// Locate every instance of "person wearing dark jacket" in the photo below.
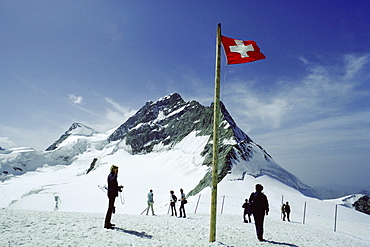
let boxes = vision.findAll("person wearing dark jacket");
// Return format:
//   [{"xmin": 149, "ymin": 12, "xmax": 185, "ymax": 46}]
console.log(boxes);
[
  {"xmin": 104, "ymin": 165, "xmax": 123, "ymax": 229},
  {"xmin": 284, "ymin": 202, "xmax": 291, "ymax": 221},
  {"xmin": 249, "ymin": 184, "xmax": 269, "ymax": 241},
  {"xmin": 179, "ymin": 188, "xmax": 186, "ymax": 218},
  {"xmin": 170, "ymin": 190, "xmax": 177, "ymax": 216},
  {"xmin": 242, "ymin": 198, "xmax": 252, "ymax": 223}
]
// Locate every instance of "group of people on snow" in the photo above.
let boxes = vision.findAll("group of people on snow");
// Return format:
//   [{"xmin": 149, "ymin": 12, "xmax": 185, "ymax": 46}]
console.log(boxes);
[
  {"xmin": 103, "ymin": 165, "xmax": 187, "ymax": 229},
  {"xmin": 242, "ymin": 184, "xmax": 292, "ymax": 241},
  {"xmin": 146, "ymin": 188, "xmax": 187, "ymax": 218},
  {"xmin": 103, "ymin": 165, "xmax": 291, "ymax": 242},
  {"xmin": 169, "ymin": 189, "xmax": 187, "ymax": 217},
  {"xmin": 281, "ymin": 201, "xmax": 291, "ymax": 221}
]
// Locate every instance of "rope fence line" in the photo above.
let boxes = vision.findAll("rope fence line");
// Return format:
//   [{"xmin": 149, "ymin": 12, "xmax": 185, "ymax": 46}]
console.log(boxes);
[{"xmin": 187, "ymin": 193, "xmax": 343, "ymax": 232}]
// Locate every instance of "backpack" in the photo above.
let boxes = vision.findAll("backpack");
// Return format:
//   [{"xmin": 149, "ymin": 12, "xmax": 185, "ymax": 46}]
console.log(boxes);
[{"xmin": 172, "ymin": 195, "xmax": 177, "ymax": 202}]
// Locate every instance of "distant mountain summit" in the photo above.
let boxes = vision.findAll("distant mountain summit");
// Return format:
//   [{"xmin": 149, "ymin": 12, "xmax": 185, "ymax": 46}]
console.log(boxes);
[
  {"xmin": 46, "ymin": 122, "xmax": 97, "ymax": 151},
  {"xmin": 0, "ymin": 93, "xmax": 316, "ymax": 197},
  {"xmin": 107, "ymin": 93, "xmax": 316, "ymax": 197}
]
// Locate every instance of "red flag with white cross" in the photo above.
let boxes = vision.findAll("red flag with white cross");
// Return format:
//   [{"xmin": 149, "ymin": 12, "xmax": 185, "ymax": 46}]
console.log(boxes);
[{"xmin": 221, "ymin": 35, "xmax": 266, "ymax": 65}]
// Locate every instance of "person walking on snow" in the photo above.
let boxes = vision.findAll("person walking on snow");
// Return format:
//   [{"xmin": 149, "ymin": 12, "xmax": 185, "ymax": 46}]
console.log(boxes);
[
  {"xmin": 249, "ymin": 184, "xmax": 269, "ymax": 241},
  {"xmin": 242, "ymin": 198, "xmax": 252, "ymax": 223},
  {"xmin": 170, "ymin": 190, "xmax": 177, "ymax": 216},
  {"xmin": 179, "ymin": 188, "xmax": 186, "ymax": 218},
  {"xmin": 284, "ymin": 202, "xmax": 291, "ymax": 221},
  {"xmin": 104, "ymin": 165, "xmax": 123, "ymax": 229},
  {"xmin": 146, "ymin": 189, "xmax": 155, "ymax": 215},
  {"xmin": 281, "ymin": 203, "xmax": 286, "ymax": 221}
]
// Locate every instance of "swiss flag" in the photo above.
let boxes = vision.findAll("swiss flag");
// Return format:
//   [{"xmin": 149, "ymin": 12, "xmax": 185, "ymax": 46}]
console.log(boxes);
[{"xmin": 221, "ymin": 35, "xmax": 265, "ymax": 65}]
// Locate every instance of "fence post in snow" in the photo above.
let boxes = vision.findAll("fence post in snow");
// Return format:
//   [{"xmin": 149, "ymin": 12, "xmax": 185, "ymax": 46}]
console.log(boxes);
[
  {"xmin": 303, "ymin": 202, "xmax": 307, "ymax": 224},
  {"xmin": 194, "ymin": 194, "xmax": 201, "ymax": 214},
  {"xmin": 221, "ymin": 195, "xmax": 226, "ymax": 214},
  {"xmin": 334, "ymin": 204, "xmax": 338, "ymax": 232}
]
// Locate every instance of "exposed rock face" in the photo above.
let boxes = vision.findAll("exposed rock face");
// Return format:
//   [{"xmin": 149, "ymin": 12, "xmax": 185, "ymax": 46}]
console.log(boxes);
[
  {"xmin": 108, "ymin": 93, "xmax": 214, "ymax": 154},
  {"xmin": 107, "ymin": 93, "xmax": 316, "ymax": 197},
  {"xmin": 353, "ymin": 196, "xmax": 370, "ymax": 215}
]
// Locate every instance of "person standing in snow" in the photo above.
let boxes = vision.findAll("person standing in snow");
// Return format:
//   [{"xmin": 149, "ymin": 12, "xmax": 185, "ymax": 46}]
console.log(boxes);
[
  {"xmin": 179, "ymin": 188, "xmax": 187, "ymax": 218},
  {"xmin": 242, "ymin": 198, "xmax": 252, "ymax": 223},
  {"xmin": 281, "ymin": 203, "xmax": 286, "ymax": 221},
  {"xmin": 284, "ymin": 202, "xmax": 291, "ymax": 221},
  {"xmin": 104, "ymin": 165, "xmax": 123, "ymax": 229},
  {"xmin": 249, "ymin": 184, "xmax": 269, "ymax": 241},
  {"xmin": 170, "ymin": 190, "xmax": 177, "ymax": 216},
  {"xmin": 146, "ymin": 189, "xmax": 155, "ymax": 215}
]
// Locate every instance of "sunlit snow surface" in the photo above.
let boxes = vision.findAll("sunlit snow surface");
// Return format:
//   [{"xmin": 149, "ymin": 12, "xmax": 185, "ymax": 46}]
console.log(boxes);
[
  {"xmin": 0, "ymin": 210, "xmax": 369, "ymax": 246},
  {"xmin": 1, "ymin": 127, "xmax": 369, "ymax": 246}
]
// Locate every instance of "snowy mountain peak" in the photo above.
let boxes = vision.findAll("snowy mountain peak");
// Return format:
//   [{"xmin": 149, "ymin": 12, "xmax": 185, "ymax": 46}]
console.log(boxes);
[
  {"xmin": 108, "ymin": 94, "xmax": 209, "ymax": 154},
  {"xmin": 45, "ymin": 122, "xmax": 97, "ymax": 151},
  {"xmin": 151, "ymin": 92, "xmax": 184, "ymax": 106},
  {"xmin": 68, "ymin": 122, "xmax": 96, "ymax": 135},
  {"xmin": 105, "ymin": 94, "xmax": 316, "ymax": 197},
  {"xmin": 1, "ymin": 93, "xmax": 318, "ymax": 210}
]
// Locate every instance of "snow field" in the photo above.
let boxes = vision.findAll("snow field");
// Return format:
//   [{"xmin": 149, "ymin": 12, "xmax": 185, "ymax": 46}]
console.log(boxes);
[
  {"xmin": 1, "ymin": 209, "xmax": 368, "ymax": 247},
  {"xmin": 1, "ymin": 131, "xmax": 369, "ymax": 246}
]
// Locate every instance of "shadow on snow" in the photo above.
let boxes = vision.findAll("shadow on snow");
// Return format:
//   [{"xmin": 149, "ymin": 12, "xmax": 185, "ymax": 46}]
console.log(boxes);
[
  {"xmin": 113, "ymin": 227, "xmax": 153, "ymax": 239},
  {"xmin": 265, "ymin": 240, "xmax": 299, "ymax": 247}
]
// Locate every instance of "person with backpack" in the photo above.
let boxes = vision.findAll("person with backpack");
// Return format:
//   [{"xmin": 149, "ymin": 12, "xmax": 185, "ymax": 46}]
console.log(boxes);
[
  {"xmin": 170, "ymin": 190, "xmax": 177, "ymax": 216},
  {"xmin": 249, "ymin": 184, "xmax": 269, "ymax": 241},
  {"xmin": 104, "ymin": 165, "xmax": 123, "ymax": 229},
  {"xmin": 242, "ymin": 198, "xmax": 252, "ymax": 223},
  {"xmin": 179, "ymin": 188, "xmax": 187, "ymax": 218}
]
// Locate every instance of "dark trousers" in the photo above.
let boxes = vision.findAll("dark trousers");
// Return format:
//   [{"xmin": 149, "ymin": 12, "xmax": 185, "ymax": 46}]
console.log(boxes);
[
  {"xmin": 253, "ymin": 212, "xmax": 265, "ymax": 240},
  {"xmin": 243, "ymin": 210, "xmax": 252, "ymax": 223},
  {"xmin": 179, "ymin": 201, "xmax": 186, "ymax": 217},
  {"xmin": 282, "ymin": 212, "xmax": 290, "ymax": 221},
  {"xmin": 104, "ymin": 196, "xmax": 116, "ymax": 227},
  {"xmin": 170, "ymin": 202, "xmax": 177, "ymax": 216}
]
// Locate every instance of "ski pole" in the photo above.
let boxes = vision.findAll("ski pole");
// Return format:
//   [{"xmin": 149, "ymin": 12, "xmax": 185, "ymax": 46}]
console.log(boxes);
[{"xmin": 141, "ymin": 207, "xmax": 148, "ymax": 215}]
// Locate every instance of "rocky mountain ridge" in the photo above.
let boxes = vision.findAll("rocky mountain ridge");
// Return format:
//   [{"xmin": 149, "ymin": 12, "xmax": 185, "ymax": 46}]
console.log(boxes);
[{"xmin": 1, "ymin": 93, "xmax": 316, "ymax": 197}]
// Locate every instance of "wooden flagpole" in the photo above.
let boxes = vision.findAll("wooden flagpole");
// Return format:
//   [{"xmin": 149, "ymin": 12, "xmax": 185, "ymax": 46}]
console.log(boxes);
[{"xmin": 209, "ymin": 23, "xmax": 222, "ymax": 243}]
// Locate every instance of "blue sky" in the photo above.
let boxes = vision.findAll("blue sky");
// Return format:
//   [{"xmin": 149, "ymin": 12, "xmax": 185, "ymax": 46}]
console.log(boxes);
[{"xmin": 1, "ymin": 1, "xmax": 369, "ymax": 192}]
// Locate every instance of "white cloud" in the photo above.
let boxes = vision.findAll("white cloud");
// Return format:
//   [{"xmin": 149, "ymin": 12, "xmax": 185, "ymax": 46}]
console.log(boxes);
[
  {"xmin": 101, "ymin": 97, "xmax": 136, "ymax": 127},
  {"xmin": 344, "ymin": 54, "xmax": 370, "ymax": 81},
  {"xmin": 68, "ymin": 94, "xmax": 84, "ymax": 105},
  {"xmin": 0, "ymin": 136, "xmax": 17, "ymax": 148},
  {"xmin": 105, "ymin": 98, "xmax": 131, "ymax": 115},
  {"xmin": 219, "ymin": 53, "xmax": 370, "ymax": 188},
  {"xmin": 224, "ymin": 53, "xmax": 370, "ymax": 132},
  {"xmin": 252, "ymin": 110, "xmax": 370, "ymax": 187}
]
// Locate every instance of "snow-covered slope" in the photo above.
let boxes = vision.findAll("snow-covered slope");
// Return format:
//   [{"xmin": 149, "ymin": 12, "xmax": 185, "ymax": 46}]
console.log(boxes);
[
  {"xmin": 325, "ymin": 194, "xmax": 364, "ymax": 208},
  {"xmin": 1, "ymin": 93, "xmax": 316, "ymax": 197},
  {"xmin": 0, "ymin": 131, "xmax": 210, "ymax": 214},
  {"xmin": 1, "ymin": 93, "xmax": 368, "ymax": 243},
  {"xmin": 0, "ymin": 152, "xmax": 369, "ymax": 245}
]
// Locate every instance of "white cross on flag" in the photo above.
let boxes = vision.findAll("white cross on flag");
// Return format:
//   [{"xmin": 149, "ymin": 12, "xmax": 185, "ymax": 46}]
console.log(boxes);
[{"xmin": 221, "ymin": 35, "xmax": 265, "ymax": 65}]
